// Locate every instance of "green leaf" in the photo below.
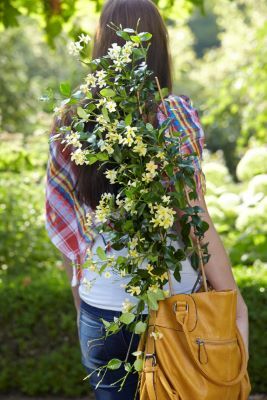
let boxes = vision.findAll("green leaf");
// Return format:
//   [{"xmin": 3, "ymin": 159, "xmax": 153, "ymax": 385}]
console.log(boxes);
[
  {"xmin": 116, "ymin": 255, "xmax": 127, "ymax": 265},
  {"xmin": 77, "ymin": 106, "xmax": 88, "ymax": 120},
  {"xmin": 146, "ymin": 123, "xmax": 154, "ymax": 131},
  {"xmin": 174, "ymin": 249, "xmax": 186, "ymax": 261},
  {"xmin": 150, "ymin": 181, "xmax": 165, "ymax": 196},
  {"xmin": 86, "ymin": 103, "xmax": 96, "ymax": 113},
  {"xmin": 153, "ymin": 289, "xmax": 166, "ymax": 301},
  {"xmin": 124, "ymin": 362, "xmax": 132, "ymax": 372},
  {"xmin": 125, "ymin": 113, "xmax": 132, "ymax": 126},
  {"xmin": 100, "ymin": 106, "xmax": 110, "ymax": 122},
  {"xmin": 136, "ymin": 300, "xmax": 145, "ymax": 314},
  {"xmin": 130, "ymin": 35, "xmax": 141, "ymax": 43},
  {"xmin": 107, "ymin": 358, "xmax": 122, "ymax": 370},
  {"xmin": 190, "ymin": 252, "xmax": 199, "ymax": 270},
  {"xmin": 59, "ymin": 82, "xmax": 71, "ymax": 97},
  {"xmin": 108, "ymin": 322, "xmax": 121, "ymax": 334},
  {"xmin": 100, "ymin": 58, "xmax": 109, "ymax": 68},
  {"xmin": 72, "ymin": 90, "xmax": 84, "ymax": 99},
  {"xmin": 161, "ymin": 87, "xmax": 169, "ymax": 97},
  {"xmin": 137, "ymin": 203, "xmax": 146, "ymax": 217},
  {"xmin": 1, "ymin": 2, "xmax": 20, "ymax": 28},
  {"xmin": 100, "ymin": 88, "xmax": 116, "ymax": 97},
  {"xmin": 96, "ymin": 246, "xmax": 107, "ymax": 261},
  {"xmin": 86, "ymin": 154, "xmax": 98, "ymax": 165},
  {"xmin": 165, "ymin": 257, "xmax": 175, "ymax": 270},
  {"xmin": 122, "ymin": 220, "xmax": 134, "ymax": 233},
  {"xmin": 174, "ymin": 264, "xmax": 181, "ymax": 282},
  {"xmin": 183, "ymin": 174, "xmax": 196, "ymax": 189},
  {"xmin": 139, "ymin": 32, "xmax": 152, "ymax": 42},
  {"xmin": 134, "ymin": 358, "xmax": 144, "ymax": 372},
  {"xmin": 147, "ymin": 292, "xmax": 159, "ymax": 310},
  {"xmin": 74, "ymin": 121, "xmax": 84, "ymax": 132},
  {"xmin": 123, "ymin": 28, "xmax": 135, "ymax": 33},
  {"xmin": 181, "ymin": 223, "xmax": 191, "ymax": 240},
  {"xmin": 132, "ymin": 350, "xmax": 143, "ymax": 357},
  {"xmin": 165, "ymin": 164, "xmax": 174, "ymax": 178},
  {"xmin": 199, "ymin": 220, "xmax": 210, "ymax": 233},
  {"xmin": 111, "ymin": 242, "xmax": 125, "ymax": 251},
  {"xmin": 86, "ymin": 134, "xmax": 97, "ymax": 145},
  {"xmin": 96, "ymin": 152, "xmax": 109, "ymax": 161},
  {"xmin": 99, "ymin": 263, "xmax": 107, "ymax": 275},
  {"xmin": 119, "ymin": 312, "xmax": 135, "ymax": 325},
  {"xmin": 155, "ymin": 87, "xmax": 169, "ymax": 101},
  {"xmin": 189, "ymin": 191, "xmax": 197, "ymax": 201},
  {"xmin": 192, "ymin": 206, "xmax": 205, "ymax": 214},
  {"xmin": 134, "ymin": 321, "xmax": 147, "ymax": 334},
  {"xmin": 100, "ymin": 318, "xmax": 111, "ymax": 329},
  {"xmin": 116, "ymin": 30, "xmax": 130, "ymax": 41}
]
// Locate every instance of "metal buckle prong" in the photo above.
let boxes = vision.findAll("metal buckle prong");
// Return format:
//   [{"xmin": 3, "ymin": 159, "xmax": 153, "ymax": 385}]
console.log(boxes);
[{"xmin": 145, "ymin": 353, "xmax": 157, "ymax": 366}]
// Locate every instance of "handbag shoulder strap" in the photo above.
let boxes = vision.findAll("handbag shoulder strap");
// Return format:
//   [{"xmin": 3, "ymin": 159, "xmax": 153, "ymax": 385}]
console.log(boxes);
[
  {"xmin": 156, "ymin": 81, "xmax": 208, "ymax": 294},
  {"xmin": 141, "ymin": 319, "xmax": 158, "ymax": 400}
]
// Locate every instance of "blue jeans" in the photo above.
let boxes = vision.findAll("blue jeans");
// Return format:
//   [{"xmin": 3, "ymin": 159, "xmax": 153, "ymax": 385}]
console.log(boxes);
[{"xmin": 78, "ymin": 300, "xmax": 146, "ymax": 399}]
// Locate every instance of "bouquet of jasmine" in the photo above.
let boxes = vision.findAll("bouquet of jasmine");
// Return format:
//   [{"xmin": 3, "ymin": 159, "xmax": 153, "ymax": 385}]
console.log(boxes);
[{"xmin": 52, "ymin": 23, "xmax": 209, "ymax": 390}]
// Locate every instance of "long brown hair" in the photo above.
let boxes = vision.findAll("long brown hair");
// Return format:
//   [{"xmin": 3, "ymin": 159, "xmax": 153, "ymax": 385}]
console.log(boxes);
[{"xmin": 59, "ymin": 0, "xmax": 173, "ymax": 210}]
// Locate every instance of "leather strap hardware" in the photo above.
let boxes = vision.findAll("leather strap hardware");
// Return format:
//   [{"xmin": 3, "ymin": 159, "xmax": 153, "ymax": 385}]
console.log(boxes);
[
  {"xmin": 145, "ymin": 353, "xmax": 157, "ymax": 367},
  {"xmin": 172, "ymin": 301, "xmax": 189, "ymax": 313}
]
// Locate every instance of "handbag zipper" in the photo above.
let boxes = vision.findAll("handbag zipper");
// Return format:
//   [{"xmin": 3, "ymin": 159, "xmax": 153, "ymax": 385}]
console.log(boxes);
[
  {"xmin": 196, "ymin": 338, "xmax": 237, "ymax": 345},
  {"xmin": 195, "ymin": 337, "xmax": 237, "ymax": 364}
]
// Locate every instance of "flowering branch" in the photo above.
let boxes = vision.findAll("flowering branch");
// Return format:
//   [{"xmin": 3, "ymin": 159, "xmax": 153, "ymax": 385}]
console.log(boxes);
[{"xmin": 52, "ymin": 24, "xmax": 210, "ymax": 387}]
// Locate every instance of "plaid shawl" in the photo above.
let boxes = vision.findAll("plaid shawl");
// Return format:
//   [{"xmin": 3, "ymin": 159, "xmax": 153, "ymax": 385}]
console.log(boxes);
[{"xmin": 45, "ymin": 94, "xmax": 205, "ymax": 271}]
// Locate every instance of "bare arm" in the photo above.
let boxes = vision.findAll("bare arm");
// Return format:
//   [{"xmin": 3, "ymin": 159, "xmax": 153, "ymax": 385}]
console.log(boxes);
[
  {"xmin": 177, "ymin": 191, "xmax": 249, "ymax": 359},
  {"xmin": 62, "ymin": 254, "xmax": 81, "ymax": 314}
]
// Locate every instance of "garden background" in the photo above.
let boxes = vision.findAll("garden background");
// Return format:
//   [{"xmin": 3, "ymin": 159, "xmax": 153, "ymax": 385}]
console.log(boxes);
[{"xmin": 0, "ymin": 0, "xmax": 266, "ymax": 397}]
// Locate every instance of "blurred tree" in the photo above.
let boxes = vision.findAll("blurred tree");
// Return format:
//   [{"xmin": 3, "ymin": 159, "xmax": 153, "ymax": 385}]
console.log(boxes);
[
  {"xmin": 190, "ymin": 0, "xmax": 267, "ymax": 177},
  {"xmin": 0, "ymin": 0, "xmax": 207, "ymax": 135},
  {"xmin": 188, "ymin": 0, "xmax": 220, "ymax": 58},
  {"xmin": 0, "ymin": 0, "xmax": 205, "ymax": 45},
  {"xmin": 0, "ymin": 18, "xmax": 84, "ymax": 134}
]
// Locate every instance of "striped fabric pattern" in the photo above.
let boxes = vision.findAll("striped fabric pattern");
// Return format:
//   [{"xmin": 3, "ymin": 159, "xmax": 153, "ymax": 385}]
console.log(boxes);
[
  {"xmin": 157, "ymin": 93, "xmax": 206, "ymax": 193},
  {"xmin": 45, "ymin": 94, "xmax": 206, "ymax": 266},
  {"xmin": 45, "ymin": 129, "xmax": 96, "ymax": 266}
]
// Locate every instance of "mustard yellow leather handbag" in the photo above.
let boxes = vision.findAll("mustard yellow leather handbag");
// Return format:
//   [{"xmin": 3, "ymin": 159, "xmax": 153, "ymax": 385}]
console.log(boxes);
[{"xmin": 138, "ymin": 250, "xmax": 251, "ymax": 399}]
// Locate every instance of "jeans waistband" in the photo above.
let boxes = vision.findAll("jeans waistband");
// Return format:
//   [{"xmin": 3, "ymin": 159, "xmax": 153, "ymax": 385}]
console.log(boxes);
[
  {"xmin": 80, "ymin": 299, "xmax": 148, "ymax": 319},
  {"xmin": 80, "ymin": 299, "xmax": 124, "ymax": 319}
]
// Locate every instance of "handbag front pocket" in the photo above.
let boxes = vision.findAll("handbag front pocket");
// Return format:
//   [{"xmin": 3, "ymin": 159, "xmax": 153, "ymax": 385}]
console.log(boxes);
[{"xmin": 193, "ymin": 337, "xmax": 241, "ymax": 382}]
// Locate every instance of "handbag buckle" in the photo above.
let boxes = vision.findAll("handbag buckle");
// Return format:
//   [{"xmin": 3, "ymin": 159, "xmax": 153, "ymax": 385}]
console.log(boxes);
[
  {"xmin": 145, "ymin": 353, "xmax": 157, "ymax": 366},
  {"xmin": 172, "ymin": 301, "xmax": 189, "ymax": 313}
]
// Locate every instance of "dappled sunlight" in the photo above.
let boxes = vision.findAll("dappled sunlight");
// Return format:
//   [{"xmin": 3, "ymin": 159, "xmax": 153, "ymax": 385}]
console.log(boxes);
[{"xmin": 0, "ymin": 0, "xmax": 266, "ymax": 396}]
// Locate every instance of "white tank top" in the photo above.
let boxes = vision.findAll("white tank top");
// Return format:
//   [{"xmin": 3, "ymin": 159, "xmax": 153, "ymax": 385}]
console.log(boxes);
[{"xmin": 78, "ymin": 230, "xmax": 200, "ymax": 312}]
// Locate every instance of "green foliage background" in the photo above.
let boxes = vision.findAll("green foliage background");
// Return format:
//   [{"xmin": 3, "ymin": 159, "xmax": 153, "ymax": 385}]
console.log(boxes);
[{"xmin": 0, "ymin": 0, "xmax": 266, "ymax": 396}]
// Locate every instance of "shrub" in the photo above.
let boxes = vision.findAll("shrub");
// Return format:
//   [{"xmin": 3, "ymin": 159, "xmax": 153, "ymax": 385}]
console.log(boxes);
[
  {"xmin": 247, "ymin": 174, "xmax": 267, "ymax": 196},
  {"xmin": 236, "ymin": 147, "xmax": 267, "ymax": 181},
  {"xmin": 202, "ymin": 155, "xmax": 267, "ymax": 265},
  {"xmin": 218, "ymin": 192, "xmax": 240, "ymax": 218},
  {"xmin": 230, "ymin": 197, "xmax": 267, "ymax": 265},
  {"xmin": 233, "ymin": 263, "xmax": 267, "ymax": 394},
  {"xmin": 0, "ymin": 277, "xmax": 90, "ymax": 397},
  {"xmin": 235, "ymin": 198, "xmax": 267, "ymax": 232},
  {"xmin": 203, "ymin": 161, "xmax": 232, "ymax": 186},
  {"xmin": 0, "ymin": 137, "xmax": 92, "ymax": 396}
]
